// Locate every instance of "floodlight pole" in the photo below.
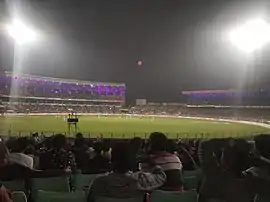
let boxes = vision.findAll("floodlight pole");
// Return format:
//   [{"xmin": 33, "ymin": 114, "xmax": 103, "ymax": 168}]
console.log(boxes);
[
  {"xmin": 228, "ymin": 18, "xmax": 270, "ymax": 90},
  {"xmin": 6, "ymin": 19, "xmax": 37, "ymax": 105},
  {"xmin": 250, "ymin": 51, "xmax": 261, "ymax": 88}
]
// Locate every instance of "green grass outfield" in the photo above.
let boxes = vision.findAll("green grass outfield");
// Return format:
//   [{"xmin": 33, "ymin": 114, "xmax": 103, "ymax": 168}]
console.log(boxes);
[{"xmin": 0, "ymin": 115, "xmax": 269, "ymax": 139}]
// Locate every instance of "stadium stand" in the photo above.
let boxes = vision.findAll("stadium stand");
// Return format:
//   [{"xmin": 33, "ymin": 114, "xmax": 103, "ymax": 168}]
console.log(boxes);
[
  {"xmin": 1, "ymin": 71, "xmax": 270, "ymax": 124},
  {"xmin": 182, "ymin": 89, "xmax": 270, "ymax": 106},
  {"xmin": 1, "ymin": 73, "xmax": 270, "ymax": 202},
  {"xmin": 130, "ymin": 103, "xmax": 270, "ymax": 123},
  {"xmin": 0, "ymin": 72, "xmax": 125, "ymax": 114}
]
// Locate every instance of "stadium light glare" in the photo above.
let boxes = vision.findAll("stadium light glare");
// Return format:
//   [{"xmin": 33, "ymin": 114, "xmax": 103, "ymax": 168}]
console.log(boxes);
[
  {"xmin": 229, "ymin": 18, "xmax": 270, "ymax": 53},
  {"xmin": 7, "ymin": 19, "xmax": 37, "ymax": 45}
]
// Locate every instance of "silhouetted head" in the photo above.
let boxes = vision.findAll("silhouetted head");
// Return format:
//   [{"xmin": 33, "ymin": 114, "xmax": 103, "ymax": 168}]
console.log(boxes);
[
  {"xmin": 254, "ymin": 134, "xmax": 270, "ymax": 159},
  {"xmin": 76, "ymin": 133, "xmax": 83, "ymax": 139},
  {"xmin": 51, "ymin": 134, "xmax": 67, "ymax": 150},
  {"xmin": 32, "ymin": 132, "xmax": 39, "ymax": 138},
  {"xmin": 221, "ymin": 139, "xmax": 251, "ymax": 176},
  {"xmin": 149, "ymin": 132, "xmax": 168, "ymax": 153},
  {"xmin": 129, "ymin": 137, "xmax": 142, "ymax": 153},
  {"xmin": 111, "ymin": 142, "xmax": 131, "ymax": 173},
  {"xmin": 8, "ymin": 137, "xmax": 29, "ymax": 153},
  {"xmin": 74, "ymin": 133, "xmax": 85, "ymax": 148}
]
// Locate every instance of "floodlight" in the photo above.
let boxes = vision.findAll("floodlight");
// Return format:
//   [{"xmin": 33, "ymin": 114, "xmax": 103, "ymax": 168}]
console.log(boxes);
[
  {"xmin": 229, "ymin": 18, "xmax": 270, "ymax": 53},
  {"xmin": 7, "ymin": 19, "xmax": 37, "ymax": 45}
]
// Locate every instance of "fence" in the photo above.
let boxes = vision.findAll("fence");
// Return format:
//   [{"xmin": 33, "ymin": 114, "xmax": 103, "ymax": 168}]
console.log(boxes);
[{"xmin": 0, "ymin": 130, "xmax": 263, "ymax": 140}]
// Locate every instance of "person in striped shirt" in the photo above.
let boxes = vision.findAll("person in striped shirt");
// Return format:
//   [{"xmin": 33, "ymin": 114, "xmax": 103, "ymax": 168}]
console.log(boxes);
[{"xmin": 144, "ymin": 132, "xmax": 183, "ymax": 191}]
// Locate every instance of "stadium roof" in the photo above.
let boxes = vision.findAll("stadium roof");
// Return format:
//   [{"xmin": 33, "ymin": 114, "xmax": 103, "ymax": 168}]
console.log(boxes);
[
  {"xmin": 4, "ymin": 71, "xmax": 125, "ymax": 87},
  {"xmin": 182, "ymin": 89, "xmax": 241, "ymax": 95}
]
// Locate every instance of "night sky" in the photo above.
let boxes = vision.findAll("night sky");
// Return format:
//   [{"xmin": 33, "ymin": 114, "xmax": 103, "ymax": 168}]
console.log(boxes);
[{"xmin": 1, "ymin": 0, "xmax": 270, "ymax": 103}]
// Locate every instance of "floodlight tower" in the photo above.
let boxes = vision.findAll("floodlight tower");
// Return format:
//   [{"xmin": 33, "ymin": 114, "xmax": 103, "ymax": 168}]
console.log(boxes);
[
  {"xmin": 229, "ymin": 18, "xmax": 270, "ymax": 53},
  {"xmin": 6, "ymin": 19, "xmax": 38, "ymax": 72},
  {"xmin": 6, "ymin": 19, "xmax": 38, "ymax": 103},
  {"xmin": 228, "ymin": 18, "xmax": 270, "ymax": 86},
  {"xmin": 7, "ymin": 19, "xmax": 37, "ymax": 45}
]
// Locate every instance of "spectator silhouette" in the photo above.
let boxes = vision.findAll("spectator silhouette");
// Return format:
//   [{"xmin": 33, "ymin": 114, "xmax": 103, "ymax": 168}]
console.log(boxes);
[
  {"xmin": 39, "ymin": 134, "xmax": 76, "ymax": 170},
  {"xmin": 246, "ymin": 135, "xmax": 270, "ymax": 179},
  {"xmin": 244, "ymin": 135, "xmax": 270, "ymax": 201},
  {"xmin": 144, "ymin": 132, "xmax": 183, "ymax": 191},
  {"xmin": 177, "ymin": 140, "xmax": 198, "ymax": 170},
  {"xmin": 129, "ymin": 137, "xmax": 143, "ymax": 171},
  {"xmin": 7, "ymin": 137, "xmax": 34, "ymax": 169},
  {"xmin": 73, "ymin": 133, "xmax": 89, "ymax": 170},
  {"xmin": 0, "ymin": 142, "xmax": 68, "ymax": 183},
  {"xmin": 84, "ymin": 141, "xmax": 110, "ymax": 174},
  {"xmin": 198, "ymin": 138, "xmax": 270, "ymax": 202},
  {"xmin": 101, "ymin": 139, "xmax": 111, "ymax": 161},
  {"xmin": 87, "ymin": 142, "xmax": 166, "ymax": 202}
]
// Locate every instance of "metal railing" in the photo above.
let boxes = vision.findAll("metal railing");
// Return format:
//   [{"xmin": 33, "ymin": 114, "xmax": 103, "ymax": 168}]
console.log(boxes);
[{"xmin": 0, "ymin": 130, "xmax": 263, "ymax": 140}]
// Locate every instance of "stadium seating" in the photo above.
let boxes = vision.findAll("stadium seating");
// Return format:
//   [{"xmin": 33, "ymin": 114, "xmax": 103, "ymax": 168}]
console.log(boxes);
[
  {"xmin": 150, "ymin": 190, "xmax": 197, "ymax": 202},
  {"xmin": 95, "ymin": 196, "xmax": 144, "ymax": 202},
  {"xmin": 2, "ymin": 101, "xmax": 123, "ymax": 114},
  {"xmin": 182, "ymin": 169, "xmax": 201, "ymax": 191},
  {"xmin": 0, "ymin": 180, "xmax": 25, "ymax": 192},
  {"xmin": 30, "ymin": 176, "xmax": 70, "ymax": 192},
  {"xmin": 73, "ymin": 173, "xmax": 103, "ymax": 191},
  {"xmin": 36, "ymin": 190, "xmax": 85, "ymax": 202},
  {"xmin": 1, "ymin": 73, "xmax": 125, "ymax": 101},
  {"xmin": 12, "ymin": 191, "xmax": 27, "ymax": 202},
  {"xmin": 183, "ymin": 176, "xmax": 199, "ymax": 191},
  {"xmin": 30, "ymin": 176, "xmax": 70, "ymax": 201},
  {"xmin": 183, "ymin": 170, "xmax": 201, "ymax": 178},
  {"xmin": 255, "ymin": 196, "xmax": 270, "ymax": 202},
  {"xmin": 130, "ymin": 104, "xmax": 270, "ymax": 121},
  {"xmin": 0, "ymin": 72, "xmax": 126, "ymax": 114}
]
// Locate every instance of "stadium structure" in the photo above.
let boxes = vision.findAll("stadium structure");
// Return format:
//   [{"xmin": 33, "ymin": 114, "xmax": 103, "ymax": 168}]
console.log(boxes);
[
  {"xmin": 1, "ymin": 71, "xmax": 270, "ymax": 138},
  {"xmin": 0, "ymin": 71, "xmax": 126, "ymax": 114}
]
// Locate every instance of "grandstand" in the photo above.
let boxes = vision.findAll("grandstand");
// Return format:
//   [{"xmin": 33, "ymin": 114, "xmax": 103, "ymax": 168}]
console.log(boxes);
[
  {"xmin": 0, "ymin": 72, "xmax": 126, "ymax": 114},
  {"xmin": 182, "ymin": 89, "xmax": 270, "ymax": 106},
  {"xmin": 1, "ymin": 73, "xmax": 270, "ymax": 138},
  {"xmin": 181, "ymin": 89, "xmax": 270, "ymax": 122}
]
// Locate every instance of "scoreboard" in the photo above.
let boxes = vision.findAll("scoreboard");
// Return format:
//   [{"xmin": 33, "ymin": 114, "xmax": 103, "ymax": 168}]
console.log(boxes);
[{"xmin": 136, "ymin": 99, "xmax": 147, "ymax": 106}]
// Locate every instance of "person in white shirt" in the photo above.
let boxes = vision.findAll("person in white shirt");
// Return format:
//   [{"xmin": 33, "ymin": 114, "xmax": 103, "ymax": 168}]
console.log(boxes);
[
  {"xmin": 9, "ymin": 152, "xmax": 34, "ymax": 169},
  {"xmin": 7, "ymin": 137, "xmax": 34, "ymax": 169}
]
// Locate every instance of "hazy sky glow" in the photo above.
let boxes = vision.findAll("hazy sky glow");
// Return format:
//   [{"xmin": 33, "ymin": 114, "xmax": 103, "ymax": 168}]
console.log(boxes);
[{"xmin": 1, "ymin": 0, "xmax": 270, "ymax": 103}]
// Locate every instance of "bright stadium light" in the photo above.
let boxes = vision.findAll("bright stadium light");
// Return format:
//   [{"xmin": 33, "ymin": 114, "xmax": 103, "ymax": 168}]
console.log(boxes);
[
  {"xmin": 229, "ymin": 18, "xmax": 270, "ymax": 53},
  {"xmin": 7, "ymin": 19, "xmax": 37, "ymax": 45}
]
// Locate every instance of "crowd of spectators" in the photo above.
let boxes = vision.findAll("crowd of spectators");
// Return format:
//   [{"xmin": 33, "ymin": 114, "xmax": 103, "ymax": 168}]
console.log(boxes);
[
  {"xmin": 184, "ymin": 89, "xmax": 270, "ymax": 106},
  {"xmin": 2, "ymin": 102, "xmax": 270, "ymax": 124},
  {"xmin": 3, "ymin": 102, "xmax": 121, "ymax": 114},
  {"xmin": 0, "ymin": 131, "xmax": 269, "ymax": 202},
  {"xmin": 2, "ymin": 73, "xmax": 270, "ymax": 123},
  {"xmin": 0, "ymin": 73, "xmax": 125, "ymax": 101},
  {"xmin": 0, "ymin": 73, "xmax": 126, "ymax": 115},
  {"xmin": 130, "ymin": 104, "xmax": 270, "ymax": 122}
]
